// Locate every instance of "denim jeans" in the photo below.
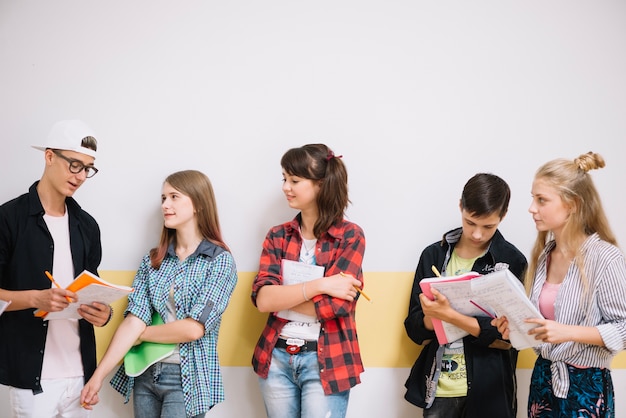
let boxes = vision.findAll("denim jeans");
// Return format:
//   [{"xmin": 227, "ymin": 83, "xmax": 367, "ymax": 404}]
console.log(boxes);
[
  {"xmin": 258, "ymin": 347, "xmax": 350, "ymax": 418},
  {"xmin": 133, "ymin": 362, "xmax": 205, "ymax": 418},
  {"xmin": 423, "ymin": 396, "xmax": 466, "ymax": 418}
]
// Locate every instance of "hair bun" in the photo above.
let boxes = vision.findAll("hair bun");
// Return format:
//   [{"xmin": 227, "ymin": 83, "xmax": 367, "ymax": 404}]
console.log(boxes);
[{"xmin": 574, "ymin": 151, "xmax": 605, "ymax": 173}]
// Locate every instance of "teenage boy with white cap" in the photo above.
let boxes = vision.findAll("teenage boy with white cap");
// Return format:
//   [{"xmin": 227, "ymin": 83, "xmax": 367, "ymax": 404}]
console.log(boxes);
[{"xmin": 0, "ymin": 119, "xmax": 112, "ymax": 417}]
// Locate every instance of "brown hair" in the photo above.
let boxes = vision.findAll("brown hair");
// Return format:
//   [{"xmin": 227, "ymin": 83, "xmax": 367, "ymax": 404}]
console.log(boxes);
[
  {"xmin": 81, "ymin": 136, "xmax": 97, "ymax": 152},
  {"xmin": 461, "ymin": 173, "xmax": 510, "ymax": 219},
  {"xmin": 150, "ymin": 170, "xmax": 229, "ymax": 269},
  {"xmin": 281, "ymin": 144, "xmax": 349, "ymax": 238}
]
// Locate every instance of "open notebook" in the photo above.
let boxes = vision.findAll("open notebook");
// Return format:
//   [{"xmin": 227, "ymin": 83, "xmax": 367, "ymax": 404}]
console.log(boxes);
[
  {"xmin": 34, "ymin": 270, "xmax": 133, "ymax": 319},
  {"xmin": 420, "ymin": 269, "xmax": 543, "ymax": 349}
]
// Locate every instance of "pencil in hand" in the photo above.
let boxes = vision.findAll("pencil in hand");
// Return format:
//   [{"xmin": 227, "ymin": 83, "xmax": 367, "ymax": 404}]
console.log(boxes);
[
  {"xmin": 340, "ymin": 272, "xmax": 372, "ymax": 302},
  {"xmin": 45, "ymin": 270, "xmax": 72, "ymax": 303},
  {"xmin": 354, "ymin": 285, "xmax": 372, "ymax": 302}
]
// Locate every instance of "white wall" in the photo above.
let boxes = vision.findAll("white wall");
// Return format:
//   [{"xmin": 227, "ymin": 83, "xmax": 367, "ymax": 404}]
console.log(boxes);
[
  {"xmin": 2, "ymin": 1, "xmax": 626, "ymax": 417},
  {"xmin": 2, "ymin": 368, "xmax": 626, "ymax": 418}
]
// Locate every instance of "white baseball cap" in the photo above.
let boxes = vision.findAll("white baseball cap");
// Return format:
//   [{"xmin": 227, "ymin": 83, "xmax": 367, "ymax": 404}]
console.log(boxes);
[{"xmin": 32, "ymin": 119, "xmax": 98, "ymax": 159}]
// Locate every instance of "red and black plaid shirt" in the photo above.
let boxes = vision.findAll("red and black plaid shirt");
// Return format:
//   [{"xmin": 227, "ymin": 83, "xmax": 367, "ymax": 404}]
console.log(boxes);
[{"xmin": 251, "ymin": 214, "xmax": 366, "ymax": 394}]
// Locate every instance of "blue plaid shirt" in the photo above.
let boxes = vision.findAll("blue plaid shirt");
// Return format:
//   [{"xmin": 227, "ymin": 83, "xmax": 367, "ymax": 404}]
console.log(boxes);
[{"xmin": 110, "ymin": 240, "xmax": 237, "ymax": 417}]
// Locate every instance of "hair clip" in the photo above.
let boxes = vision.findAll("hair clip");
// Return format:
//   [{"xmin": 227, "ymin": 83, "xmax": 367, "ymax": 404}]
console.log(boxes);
[{"xmin": 326, "ymin": 150, "xmax": 343, "ymax": 161}]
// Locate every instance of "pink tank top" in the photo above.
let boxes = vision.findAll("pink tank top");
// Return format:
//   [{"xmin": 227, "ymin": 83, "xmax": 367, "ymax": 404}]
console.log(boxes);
[{"xmin": 538, "ymin": 281, "xmax": 560, "ymax": 320}]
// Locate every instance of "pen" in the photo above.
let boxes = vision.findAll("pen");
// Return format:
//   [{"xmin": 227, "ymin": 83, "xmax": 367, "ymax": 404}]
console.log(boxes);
[
  {"xmin": 340, "ymin": 272, "xmax": 372, "ymax": 302},
  {"xmin": 469, "ymin": 299, "xmax": 496, "ymax": 319},
  {"xmin": 431, "ymin": 265, "xmax": 441, "ymax": 277},
  {"xmin": 45, "ymin": 270, "xmax": 72, "ymax": 303}
]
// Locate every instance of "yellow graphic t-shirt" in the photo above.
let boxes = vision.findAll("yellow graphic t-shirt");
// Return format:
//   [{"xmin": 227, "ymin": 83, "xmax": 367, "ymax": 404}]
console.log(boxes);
[
  {"xmin": 436, "ymin": 249, "xmax": 480, "ymax": 397},
  {"xmin": 437, "ymin": 342, "xmax": 467, "ymax": 397}
]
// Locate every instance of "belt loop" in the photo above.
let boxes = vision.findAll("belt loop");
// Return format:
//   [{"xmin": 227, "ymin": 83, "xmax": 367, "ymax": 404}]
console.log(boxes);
[{"xmin": 153, "ymin": 362, "xmax": 162, "ymax": 383}]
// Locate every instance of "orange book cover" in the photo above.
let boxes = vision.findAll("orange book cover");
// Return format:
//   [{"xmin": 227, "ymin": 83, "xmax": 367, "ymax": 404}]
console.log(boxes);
[{"xmin": 35, "ymin": 270, "xmax": 133, "ymax": 319}]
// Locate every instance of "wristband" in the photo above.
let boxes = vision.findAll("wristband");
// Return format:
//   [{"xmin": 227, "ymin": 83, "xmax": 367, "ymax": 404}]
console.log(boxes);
[
  {"xmin": 302, "ymin": 282, "xmax": 309, "ymax": 302},
  {"xmin": 102, "ymin": 305, "xmax": 114, "ymax": 326}
]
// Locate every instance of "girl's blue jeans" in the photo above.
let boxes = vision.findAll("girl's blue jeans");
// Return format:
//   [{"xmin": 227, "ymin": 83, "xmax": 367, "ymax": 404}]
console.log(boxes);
[
  {"xmin": 258, "ymin": 346, "xmax": 350, "ymax": 418},
  {"xmin": 133, "ymin": 362, "xmax": 205, "ymax": 418}
]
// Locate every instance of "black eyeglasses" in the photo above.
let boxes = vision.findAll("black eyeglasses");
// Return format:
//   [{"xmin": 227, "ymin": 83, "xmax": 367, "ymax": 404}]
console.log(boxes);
[{"xmin": 52, "ymin": 150, "xmax": 99, "ymax": 178}]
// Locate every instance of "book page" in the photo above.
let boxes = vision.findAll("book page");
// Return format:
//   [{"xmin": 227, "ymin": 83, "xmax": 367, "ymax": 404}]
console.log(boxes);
[
  {"xmin": 429, "ymin": 280, "xmax": 492, "ymax": 317},
  {"xmin": 430, "ymin": 279, "xmax": 496, "ymax": 342},
  {"xmin": 470, "ymin": 269, "xmax": 543, "ymax": 350},
  {"xmin": 44, "ymin": 283, "xmax": 133, "ymax": 320},
  {"xmin": 276, "ymin": 260, "xmax": 325, "ymax": 321},
  {"xmin": 0, "ymin": 299, "xmax": 11, "ymax": 316},
  {"xmin": 35, "ymin": 270, "xmax": 133, "ymax": 319},
  {"xmin": 280, "ymin": 260, "xmax": 325, "ymax": 286},
  {"xmin": 419, "ymin": 272, "xmax": 484, "ymax": 344}
]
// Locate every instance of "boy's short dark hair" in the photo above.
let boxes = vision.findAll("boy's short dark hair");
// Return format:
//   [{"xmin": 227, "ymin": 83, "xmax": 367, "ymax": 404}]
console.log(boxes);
[{"xmin": 461, "ymin": 173, "xmax": 510, "ymax": 219}]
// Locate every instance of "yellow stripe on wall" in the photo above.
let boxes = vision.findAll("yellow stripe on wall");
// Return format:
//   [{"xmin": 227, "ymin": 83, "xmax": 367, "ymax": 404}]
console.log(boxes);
[{"xmin": 95, "ymin": 271, "xmax": 626, "ymax": 369}]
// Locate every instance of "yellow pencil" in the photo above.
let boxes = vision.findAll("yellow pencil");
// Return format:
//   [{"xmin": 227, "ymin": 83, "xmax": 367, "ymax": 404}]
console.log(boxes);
[
  {"xmin": 431, "ymin": 265, "xmax": 441, "ymax": 277},
  {"xmin": 354, "ymin": 286, "xmax": 372, "ymax": 302},
  {"xmin": 45, "ymin": 270, "xmax": 72, "ymax": 302},
  {"xmin": 340, "ymin": 272, "xmax": 372, "ymax": 302}
]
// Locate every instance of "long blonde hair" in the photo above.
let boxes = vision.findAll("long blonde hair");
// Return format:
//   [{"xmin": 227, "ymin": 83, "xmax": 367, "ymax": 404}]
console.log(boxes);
[{"xmin": 525, "ymin": 152, "xmax": 617, "ymax": 292}]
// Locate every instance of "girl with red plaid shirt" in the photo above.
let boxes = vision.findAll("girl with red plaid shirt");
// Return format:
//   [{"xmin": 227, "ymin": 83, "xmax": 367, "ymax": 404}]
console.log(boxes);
[{"xmin": 251, "ymin": 144, "xmax": 366, "ymax": 418}]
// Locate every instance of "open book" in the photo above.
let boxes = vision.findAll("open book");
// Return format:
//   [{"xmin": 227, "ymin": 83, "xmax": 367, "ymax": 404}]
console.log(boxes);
[
  {"xmin": 419, "ymin": 269, "xmax": 543, "ymax": 349},
  {"xmin": 419, "ymin": 271, "xmax": 485, "ymax": 344},
  {"xmin": 469, "ymin": 269, "xmax": 544, "ymax": 350},
  {"xmin": 34, "ymin": 270, "xmax": 133, "ymax": 320}
]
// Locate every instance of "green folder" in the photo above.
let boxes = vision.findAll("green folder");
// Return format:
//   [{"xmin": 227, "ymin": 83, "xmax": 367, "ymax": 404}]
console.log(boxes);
[{"xmin": 123, "ymin": 311, "xmax": 176, "ymax": 377}]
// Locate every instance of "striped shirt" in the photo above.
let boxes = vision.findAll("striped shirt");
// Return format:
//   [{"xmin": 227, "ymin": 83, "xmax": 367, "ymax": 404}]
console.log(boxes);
[
  {"xmin": 110, "ymin": 241, "xmax": 238, "ymax": 417},
  {"xmin": 530, "ymin": 233, "xmax": 626, "ymax": 398},
  {"xmin": 251, "ymin": 214, "xmax": 366, "ymax": 394}
]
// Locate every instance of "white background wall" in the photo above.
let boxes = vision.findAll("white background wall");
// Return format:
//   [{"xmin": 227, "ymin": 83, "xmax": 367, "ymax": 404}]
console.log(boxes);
[{"xmin": 1, "ymin": 1, "xmax": 626, "ymax": 417}]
